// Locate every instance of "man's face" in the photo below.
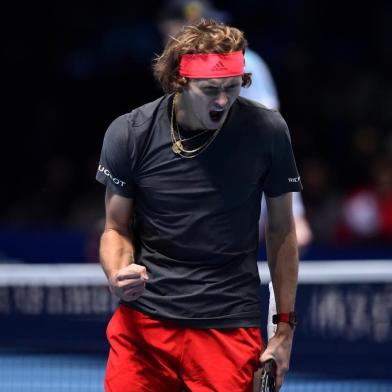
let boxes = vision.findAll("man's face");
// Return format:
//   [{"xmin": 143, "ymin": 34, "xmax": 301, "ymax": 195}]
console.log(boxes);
[{"xmin": 179, "ymin": 76, "xmax": 242, "ymax": 130}]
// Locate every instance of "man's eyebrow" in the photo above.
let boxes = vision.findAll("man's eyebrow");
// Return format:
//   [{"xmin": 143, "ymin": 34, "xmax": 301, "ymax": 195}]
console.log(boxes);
[
  {"xmin": 225, "ymin": 82, "xmax": 241, "ymax": 88},
  {"xmin": 199, "ymin": 82, "xmax": 240, "ymax": 89},
  {"xmin": 199, "ymin": 83, "xmax": 219, "ymax": 89}
]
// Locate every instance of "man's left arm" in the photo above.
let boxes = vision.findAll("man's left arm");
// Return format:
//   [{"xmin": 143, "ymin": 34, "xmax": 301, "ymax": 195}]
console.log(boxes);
[{"xmin": 260, "ymin": 192, "xmax": 299, "ymax": 391}]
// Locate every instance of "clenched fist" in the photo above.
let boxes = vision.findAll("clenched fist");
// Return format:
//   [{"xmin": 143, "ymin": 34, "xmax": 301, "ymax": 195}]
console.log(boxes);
[{"xmin": 108, "ymin": 264, "xmax": 149, "ymax": 302}]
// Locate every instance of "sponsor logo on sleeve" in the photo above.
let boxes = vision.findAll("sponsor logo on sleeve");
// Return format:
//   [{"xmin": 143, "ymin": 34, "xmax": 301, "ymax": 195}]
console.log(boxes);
[
  {"xmin": 98, "ymin": 165, "xmax": 126, "ymax": 187},
  {"xmin": 288, "ymin": 176, "xmax": 301, "ymax": 183}
]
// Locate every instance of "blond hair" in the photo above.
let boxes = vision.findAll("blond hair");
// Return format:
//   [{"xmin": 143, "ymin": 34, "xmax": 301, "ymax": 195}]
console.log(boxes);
[{"xmin": 153, "ymin": 19, "xmax": 252, "ymax": 93}]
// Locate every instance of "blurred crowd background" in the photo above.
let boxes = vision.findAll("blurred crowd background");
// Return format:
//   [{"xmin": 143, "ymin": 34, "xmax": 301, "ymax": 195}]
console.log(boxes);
[{"xmin": 2, "ymin": 0, "xmax": 392, "ymax": 262}]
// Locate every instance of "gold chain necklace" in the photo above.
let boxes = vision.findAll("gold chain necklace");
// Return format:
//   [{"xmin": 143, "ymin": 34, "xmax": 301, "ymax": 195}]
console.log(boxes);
[
  {"xmin": 170, "ymin": 95, "xmax": 222, "ymax": 158},
  {"xmin": 175, "ymin": 122, "xmax": 212, "ymax": 143}
]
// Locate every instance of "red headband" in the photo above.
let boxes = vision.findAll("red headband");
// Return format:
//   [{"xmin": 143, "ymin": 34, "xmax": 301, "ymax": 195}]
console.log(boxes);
[{"xmin": 179, "ymin": 51, "xmax": 244, "ymax": 78}]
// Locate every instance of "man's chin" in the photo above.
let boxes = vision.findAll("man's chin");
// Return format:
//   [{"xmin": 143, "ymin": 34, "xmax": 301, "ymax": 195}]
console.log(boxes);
[{"xmin": 207, "ymin": 115, "xmax": 226, "ymax": 129}]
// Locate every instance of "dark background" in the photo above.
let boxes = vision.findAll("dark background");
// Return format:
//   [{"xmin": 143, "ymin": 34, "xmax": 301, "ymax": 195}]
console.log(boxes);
[{"xmin": 2, "ymin": 0, "xmax": 392, "ymax": 262}]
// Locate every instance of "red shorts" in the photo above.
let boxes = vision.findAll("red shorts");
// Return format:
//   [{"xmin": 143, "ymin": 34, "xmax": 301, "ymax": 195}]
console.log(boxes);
[{"xmin": 105, "ymin": 305, "xmax": 262, "ymax": 392}]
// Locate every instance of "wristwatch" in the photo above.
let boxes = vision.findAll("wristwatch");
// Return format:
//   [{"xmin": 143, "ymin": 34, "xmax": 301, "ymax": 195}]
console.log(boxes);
[{"xmin": 272, "ymin": 312, "xmax": 298, "ymax": 328}]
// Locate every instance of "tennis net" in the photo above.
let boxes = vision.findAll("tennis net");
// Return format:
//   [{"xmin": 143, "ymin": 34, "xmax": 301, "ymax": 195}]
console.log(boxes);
[{"xmin": 1, "ymin": 261, "xmax": 392, "ymax": 391}]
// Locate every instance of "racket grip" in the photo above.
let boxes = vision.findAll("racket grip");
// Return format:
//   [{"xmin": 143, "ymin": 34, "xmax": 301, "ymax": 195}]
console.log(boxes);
[
  {"xmin": 260, "ymin": 359, "xmax": 277, "ymax": 392},
  {"xmin": 267, "ymin": 282, "xmax": 277, "ymax": 340}
]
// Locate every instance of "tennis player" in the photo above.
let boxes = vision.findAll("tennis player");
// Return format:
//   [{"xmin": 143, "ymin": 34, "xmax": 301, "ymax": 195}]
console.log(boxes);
[{"xmin": 96, "ymin": 19, "xmax": 300, "ymax": 392}]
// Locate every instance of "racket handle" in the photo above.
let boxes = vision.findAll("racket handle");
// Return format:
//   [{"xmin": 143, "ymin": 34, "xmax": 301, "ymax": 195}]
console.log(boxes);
[
  {"xmin": 259, "ymin": 359, "xmax": 277, "ymax": 392},
  {"xmin": 267, "ymin": 282, "xmax": 277, "ymax": 340}
]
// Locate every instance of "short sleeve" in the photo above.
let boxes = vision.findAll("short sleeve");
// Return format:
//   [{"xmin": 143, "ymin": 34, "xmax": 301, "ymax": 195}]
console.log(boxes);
[
  {"xmin": 263, "ymin": 114, "xmax": 302, "ymax": 197},
  {"xmin": 96, "ymin": 114, "xmax": 134, "ymax": 198}
]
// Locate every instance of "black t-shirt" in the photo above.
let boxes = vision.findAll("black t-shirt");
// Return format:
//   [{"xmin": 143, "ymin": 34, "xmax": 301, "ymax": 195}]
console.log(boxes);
[{"xmin": 96, "ymin": 95, "xmax": 302, "ymax": 328}]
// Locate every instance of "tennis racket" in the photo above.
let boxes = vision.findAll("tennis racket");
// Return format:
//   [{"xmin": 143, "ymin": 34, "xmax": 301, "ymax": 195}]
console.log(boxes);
[{"xmin": 259, "ymin": 359, "xmax": 276, "ymax": 392}]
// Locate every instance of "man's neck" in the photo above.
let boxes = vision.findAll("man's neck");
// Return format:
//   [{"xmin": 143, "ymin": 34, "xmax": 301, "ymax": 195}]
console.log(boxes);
[{"xmin": 174, "ymin": 94, "xmax": 199, "ymax": 132}]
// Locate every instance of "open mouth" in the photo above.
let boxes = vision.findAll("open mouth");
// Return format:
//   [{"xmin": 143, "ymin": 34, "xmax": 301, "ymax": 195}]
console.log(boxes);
[{"xmin": 209, "ymin": 109, "xmax": 224, "ymax": 123}]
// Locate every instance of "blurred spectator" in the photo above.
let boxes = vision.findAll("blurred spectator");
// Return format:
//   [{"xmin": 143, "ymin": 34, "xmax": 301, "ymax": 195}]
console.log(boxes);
[
  {"xmin": 157, "ymin": 0, "xmax": 313, "ymax": 251},
  {"xmin": 336, "ymin": 155, "xmax": 392, "ymax": 244},
  {"xmin": 301, "ymin": 158, "xmax": 342, "ymax": 245},
  {"xmin": 344, "ymin": 124, "xmax": 382, "ymax": 189}
]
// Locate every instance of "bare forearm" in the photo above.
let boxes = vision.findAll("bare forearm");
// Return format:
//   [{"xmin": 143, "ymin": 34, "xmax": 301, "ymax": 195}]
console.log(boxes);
[
  {"xmin": 99, "ymin": 228, "xmax": 135, "ymax": 281},
  {"xmin": 262, "ymin": 194, "xmax": 298, "ymax": 390},
  {"xmin": 265, "ymin": 224, "xmax": 298, "ymax": 313}
]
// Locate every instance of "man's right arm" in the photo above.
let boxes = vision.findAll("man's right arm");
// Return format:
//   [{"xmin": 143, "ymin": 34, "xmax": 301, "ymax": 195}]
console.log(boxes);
[{"xmin": 100, "ymin": 186, "xmax": 148, "ymax": 301}]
